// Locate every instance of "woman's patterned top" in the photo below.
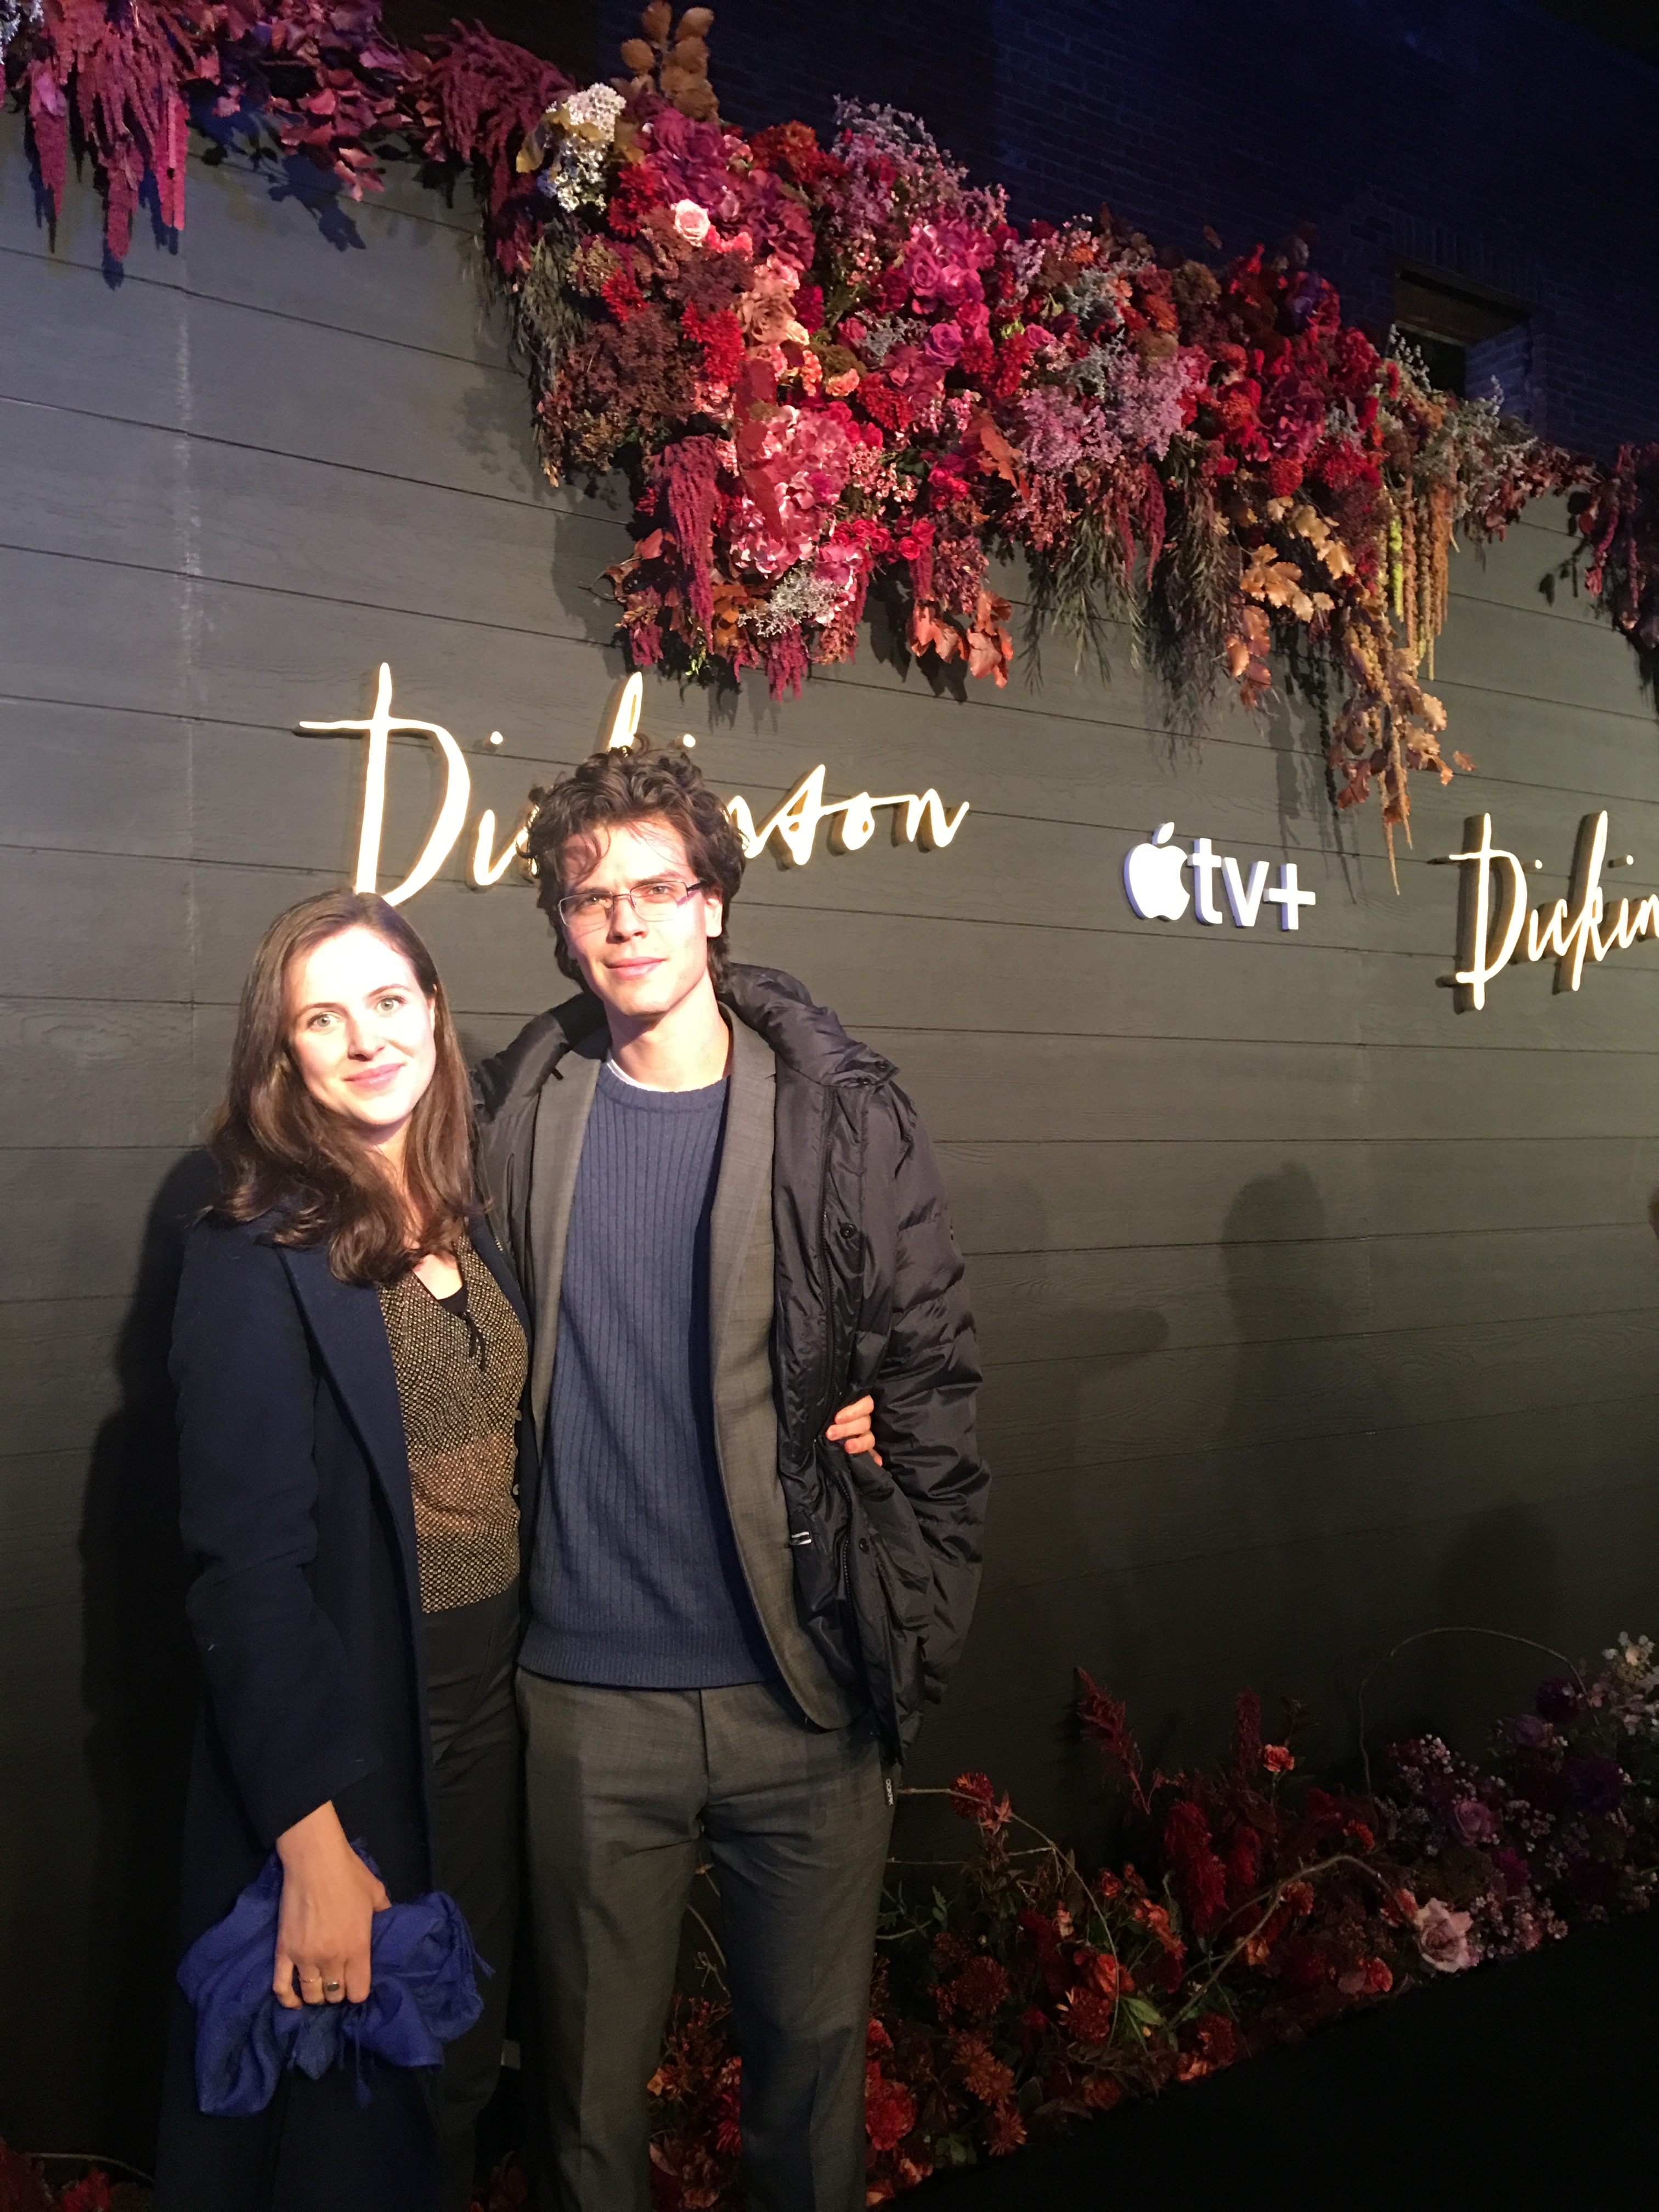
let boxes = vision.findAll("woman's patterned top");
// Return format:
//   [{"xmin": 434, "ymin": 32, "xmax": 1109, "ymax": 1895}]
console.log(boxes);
[{"xmin": 379, "ymin": 1232, "xmax": 527, "ymax": 1615}]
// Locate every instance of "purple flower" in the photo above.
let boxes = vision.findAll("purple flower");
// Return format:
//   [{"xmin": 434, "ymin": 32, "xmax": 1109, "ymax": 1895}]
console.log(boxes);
[
  {"xmin": 1567, "ymin": 1756, "xmax": 1624, "ymax": 1816},
  {"xmin": 647, "ymin": 109, "xmax": 733, "ymax": 212},
  {"xmin": 1451, "ymin": 1796, "xmax": 1497, "ymax": 1846},
  {"xmin": 1505, "ymin": 1713, "xmax": 1550, "ymax": 1750},
  {"xmin": 1492, "ymin": 1848, "xmax": 1531, "ymax": 1894},
  {"xmin": 923, "ymin": 321, "xmax": 964, "ymax": 366}
]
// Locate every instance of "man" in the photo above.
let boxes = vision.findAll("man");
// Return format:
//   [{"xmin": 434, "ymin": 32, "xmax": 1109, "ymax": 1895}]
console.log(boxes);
[{"xmin": 475, "ymin": 739, "xmax": 988, "ymax": 2211}]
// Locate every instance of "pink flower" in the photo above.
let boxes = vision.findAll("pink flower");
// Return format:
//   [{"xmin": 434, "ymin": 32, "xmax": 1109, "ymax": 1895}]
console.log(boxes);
[
  {"xmin": 902, "ymin": 217, "xmax": 995, "ymax": 316},
  {"xmin": 671, "ymin": 199, "xmax": 712, "ymax": 246},
  {"xmin": 1450, "ymin": 1796, "xmax": 1497, "ymax": 1846},
  {"xmin": 1017, "ymin": 387, "xmax": 1120, "ymax": 473},
  {"xmin": 923, "ymin": 321, "xmax": 964, "ymax": 367},
  {"xmin": 1413, "ymin": 1898, "xmax": 1475, "ymax": 1974},
  {"xmin": 1262, "ymin": 1744, "xmax": 1295, "ymax": 1774},
  {"xmin": 726, "ymin": 404, "xmax": 859, "ymax": 577}
]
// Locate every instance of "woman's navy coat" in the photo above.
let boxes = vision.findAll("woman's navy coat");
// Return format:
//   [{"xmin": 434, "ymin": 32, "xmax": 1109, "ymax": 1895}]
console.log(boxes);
[{"xmin": 154, "ymin": 1213, "xmax": 531, "ymax": 2212}]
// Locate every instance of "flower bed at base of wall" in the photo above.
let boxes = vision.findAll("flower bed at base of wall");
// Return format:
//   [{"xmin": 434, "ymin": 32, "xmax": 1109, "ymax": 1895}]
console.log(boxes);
[
  {"xmin": 6, "ymin": 5, "xmax": 1659, "ymax": 856},
  {"xmin": 4, "ymin": 1632, "xmax": 1654, "ymax": 2211}
]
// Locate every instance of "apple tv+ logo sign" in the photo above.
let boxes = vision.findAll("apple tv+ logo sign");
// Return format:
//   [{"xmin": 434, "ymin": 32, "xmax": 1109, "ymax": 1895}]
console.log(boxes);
[{"xmin": 1123, "ymin": 825, "xmax": 1317, "ymax": 932}]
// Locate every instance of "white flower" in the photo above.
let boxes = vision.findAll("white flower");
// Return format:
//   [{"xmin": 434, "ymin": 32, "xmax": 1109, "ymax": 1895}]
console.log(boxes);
[
  {"xmin": 672, "ymin": 199, "xmax": 712, "ymax": 246},
  {"xmin": 556, "ymin": 82, "xmax": 626, "ymax": 140}
]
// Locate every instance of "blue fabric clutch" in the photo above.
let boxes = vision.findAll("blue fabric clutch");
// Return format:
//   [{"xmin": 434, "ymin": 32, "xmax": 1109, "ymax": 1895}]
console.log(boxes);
[{"xmin": 178, "ymin": 1848, "xmax": 487, "ymax": 2115}]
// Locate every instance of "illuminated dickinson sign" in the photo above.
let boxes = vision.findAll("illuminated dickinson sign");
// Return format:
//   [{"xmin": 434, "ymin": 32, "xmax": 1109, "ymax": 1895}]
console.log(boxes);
[
  {"xmin": 1443, "ymin": 810, "xmax": 1658, "ymax": 1010},
  {"xmin": 300, "ymin": 667, "xmax": 968, "ymax": 903}
]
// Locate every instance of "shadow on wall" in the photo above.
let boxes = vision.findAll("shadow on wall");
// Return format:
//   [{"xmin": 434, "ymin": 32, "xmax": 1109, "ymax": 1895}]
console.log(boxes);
[
  {"xmin": 1217, "ymin": 1165, "xmax": 1563, "ymax": 1768},
  {"xmin": 1408, "ymin": 1510, "xmax": 1563, "ymax": 1758},
  {"xmin": 78, "ymin": 1150, "xmax": 219, "ymax": 2166},
  {"xmin": 1214, "ymin": 1161, "xmax": 1390, "ymax": 1755}
]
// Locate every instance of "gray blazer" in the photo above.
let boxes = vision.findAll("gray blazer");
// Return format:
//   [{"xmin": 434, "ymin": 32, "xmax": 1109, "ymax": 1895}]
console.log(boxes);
[{"xmin": 505, "ymin": 1010, "xmax": 857, "ymax": 1730}]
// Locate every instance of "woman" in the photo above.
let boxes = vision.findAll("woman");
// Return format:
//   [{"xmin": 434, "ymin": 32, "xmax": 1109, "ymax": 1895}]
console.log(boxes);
[{"xmin": 155, "ymin": 890, "xmax": 531, "ymax": 2212}]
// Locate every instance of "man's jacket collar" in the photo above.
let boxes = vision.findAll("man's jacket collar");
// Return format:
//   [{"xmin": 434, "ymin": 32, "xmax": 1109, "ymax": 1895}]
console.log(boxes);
[{"xmin": 473, "ymin": 966, "xmax": 895, "ymax": 1121}]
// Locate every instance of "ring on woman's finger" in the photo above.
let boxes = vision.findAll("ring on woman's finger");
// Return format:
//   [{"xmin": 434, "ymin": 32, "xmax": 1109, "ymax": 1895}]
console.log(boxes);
[{"xmin": 323, "ymin": 1980, "xmax": 342, "ymax": 1993}]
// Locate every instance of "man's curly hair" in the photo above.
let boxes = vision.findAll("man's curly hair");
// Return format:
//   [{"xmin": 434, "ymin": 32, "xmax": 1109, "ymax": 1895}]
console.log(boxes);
[{"xmin": 524, "ymin": 742, "xmax": 747, "ymax": 987}]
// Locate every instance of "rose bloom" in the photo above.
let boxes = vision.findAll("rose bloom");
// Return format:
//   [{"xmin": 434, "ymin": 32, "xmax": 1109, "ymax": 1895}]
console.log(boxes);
[
  {"xmin": 1450, "ymin": 1795, "xmax": 1497, "ymax": 1846},
  {"xmin": 1262, "ymin": 1743, "xmax": 1295, "ymax": 1774},
  {"xmin": 1413, "ymin": 1897, "xmax": 1475, "ymax": 1974},
  {"xmin": 671, "ymin": 198, "xmax": 712, "ymax": 245}
]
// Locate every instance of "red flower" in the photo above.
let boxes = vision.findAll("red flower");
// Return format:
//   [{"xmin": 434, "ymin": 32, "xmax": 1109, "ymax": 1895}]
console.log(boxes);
[
  {"xmin": 747, "ymin": 121, "xmax": 844, "ymax": 191},
  {"xmin": 1163, "ymin": 1800, "xmax": 1229, "ymax": 1937},
  {"xmin": 953, "ymin": 2030, "xmax": 1015, "ymax": 2104},
  {"xmin": 607, "ymin": 160, "xmax": 664, "ymax": 238},
  {"xmin": 60, "ymin": 2177, "xmax": 114, "ymax": 2212},
  {"xmin": 1060, "ymin": 1987, "xmax": 1116, "ymax": 2044},
  {"xmin": 942, "ymin": 1954, "xmax": 1011, "ymax": 2021},
  {"xmin": 1079, "ymin": 2072, "xmax": 1123, "ymax": 2111},
  {"xmin": 949, "ymin": 1770, "xmax": 1012, "ymax": 1835},
  {"xmin": 864, "ymin": 2063, "xmax": 916, "ymax": 2153},
  {"xmin": 986, "ymin": 2102, "xmax": 1028, "ymax": 2157},
  {"xmin": 1133, "ymin": 1898, "xmax": 1186, "ymax": 1961},
  {"xmin": 1075, "ymin": 1946, "xmax": 1132, "ymax": 2000},
  {"xmin": 1223, "ymin": 1825, "xmax": 1261, "ymax": 1903},
  {"xmin": 1338, "ymin": 1956, "xmax": 1394, "ymax": 1997},
  {"xmin": 601, "ymin": 265, "xmax": 646, "ymax": 323},
  {"xmin": 1262, "ymin": 1743, "xmax": 1295, "ymax": 1774},
  {"xmin": 681, "ymin": 304, "xmax": 744, "ymax": 386}
]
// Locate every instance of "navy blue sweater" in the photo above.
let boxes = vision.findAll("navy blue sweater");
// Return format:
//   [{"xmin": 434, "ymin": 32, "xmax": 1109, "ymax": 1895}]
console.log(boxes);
[{"xmin": 520, "ymin": 1062, "xmax": 775, "ymax": 1688}]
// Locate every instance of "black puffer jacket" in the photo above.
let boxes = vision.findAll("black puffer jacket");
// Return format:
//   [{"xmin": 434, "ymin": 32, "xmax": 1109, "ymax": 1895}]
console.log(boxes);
[{"xmin": 473, "ymin": 963, "xmax": 989, "ymax": 1754}]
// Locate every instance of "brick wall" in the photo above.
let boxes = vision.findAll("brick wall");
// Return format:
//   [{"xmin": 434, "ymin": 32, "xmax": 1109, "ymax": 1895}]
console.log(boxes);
[{"xmin": 595, "ymin": 0, "xmax": 1659, "ymax": 459}]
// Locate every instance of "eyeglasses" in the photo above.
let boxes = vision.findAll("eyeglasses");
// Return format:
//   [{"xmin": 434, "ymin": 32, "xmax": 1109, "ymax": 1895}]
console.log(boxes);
[{"xmin": 555, "ymin": 876, "xmax": 709, "ymax": 935}]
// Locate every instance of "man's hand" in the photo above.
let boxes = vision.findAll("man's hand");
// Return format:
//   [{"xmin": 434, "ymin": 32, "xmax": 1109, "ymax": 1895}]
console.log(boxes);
[
  {"xmin": 273, "ymin": 1801, "xmax": 390, "ymax": 2009},
  {"xmin": 827, "ymin": 1393, "xmax": 882, "ymax": 1468}
]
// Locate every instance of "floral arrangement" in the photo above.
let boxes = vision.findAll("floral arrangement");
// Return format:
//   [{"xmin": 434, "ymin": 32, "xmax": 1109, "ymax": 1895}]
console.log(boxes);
[
  {"xmin": 1567, "ymin": 441, "xmax": 1659, "ymax": 663},
  {"xmin": 1, "ymin": 1633, "xmax": 1652, "ymax": 2208},
  {"xmin": 640, "ymin": 1630, "xmax": 1658, "ymax": 2207},
  {"xmin": 510, "ymin": 24, "xmax": 1581, "ymax": 867},
  {"xmin": 7, "ymin": 2, "xmax": 1655, "ymax": 850}
]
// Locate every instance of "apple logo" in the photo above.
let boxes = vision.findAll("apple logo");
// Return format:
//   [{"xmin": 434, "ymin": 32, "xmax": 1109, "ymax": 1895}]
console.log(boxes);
[{"xmin": 1124, "ymin": 823, "xmax": 1191, "ymax": 921}]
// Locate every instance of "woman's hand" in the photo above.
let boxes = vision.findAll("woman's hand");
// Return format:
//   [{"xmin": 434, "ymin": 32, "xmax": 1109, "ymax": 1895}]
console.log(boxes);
[
  {"xmin": 273, "ymin": 1801, "xmax": 390, "ymax": 2008},
  {"xmin": 827, "ymin": 1393, "xmax": 883, "ymax": 1468}
]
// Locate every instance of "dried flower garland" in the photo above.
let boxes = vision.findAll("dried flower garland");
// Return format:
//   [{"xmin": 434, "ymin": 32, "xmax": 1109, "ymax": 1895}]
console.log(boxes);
[{"xmin": 4, "ymin": 1, "xmax": 1649, "ymax": 856}]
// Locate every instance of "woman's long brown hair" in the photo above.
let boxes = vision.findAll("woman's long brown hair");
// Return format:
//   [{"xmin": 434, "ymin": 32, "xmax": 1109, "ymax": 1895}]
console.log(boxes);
[{"xmin": 210, "ymin": 890, "xmax": 475, "ymax": 1284}]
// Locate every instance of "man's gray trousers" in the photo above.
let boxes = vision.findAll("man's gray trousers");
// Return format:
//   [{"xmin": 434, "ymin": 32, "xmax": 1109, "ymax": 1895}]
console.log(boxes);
[{"xmin": 518, "ymin": 1673, "xmax": 895, "ymax": 2212}]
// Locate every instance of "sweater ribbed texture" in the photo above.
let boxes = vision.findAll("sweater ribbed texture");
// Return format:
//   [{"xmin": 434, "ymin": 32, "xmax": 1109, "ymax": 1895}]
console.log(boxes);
[{"xmin": 520, "ymin": 1062, "xmax": 775, "ymax": 1688}]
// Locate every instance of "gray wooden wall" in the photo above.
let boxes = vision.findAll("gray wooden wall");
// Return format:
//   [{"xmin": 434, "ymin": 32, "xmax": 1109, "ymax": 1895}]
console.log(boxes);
[{"xmin": 3, "ymin": 113, "xmax": 1657, "ymax": 2157}]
